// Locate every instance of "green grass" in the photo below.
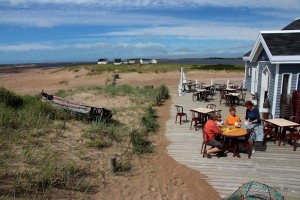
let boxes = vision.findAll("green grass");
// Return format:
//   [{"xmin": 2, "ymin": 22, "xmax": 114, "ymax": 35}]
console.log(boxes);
[
  {"xmin": 59, "ymin": 63, "xmax": 244, "ymax": 75},
  {"xmin": 0, "ymin": 84, "xmax": 169, "ymax": 199}
]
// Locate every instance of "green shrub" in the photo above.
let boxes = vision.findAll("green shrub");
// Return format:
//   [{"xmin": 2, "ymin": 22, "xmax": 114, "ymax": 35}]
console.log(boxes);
[
  {"xmin": 0, "ymin": 87, "xmax": 23, "ymax": 108},
  {"xmin": 141, "ymin": 107, "xmax": 159, "ymax": 133},
  {"xmin": 130, "ymin": 130, "xmax": 153, "ymax": 154}
]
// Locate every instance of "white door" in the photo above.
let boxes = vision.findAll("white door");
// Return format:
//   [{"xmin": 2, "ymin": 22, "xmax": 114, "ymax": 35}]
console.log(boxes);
[
  {"xmin": 251, "ymin": 68, "xmax": 258, "ymax": 95},
  {"xmin": 259, "ymin": 69, "xmax": 270, "ymax": 112}
]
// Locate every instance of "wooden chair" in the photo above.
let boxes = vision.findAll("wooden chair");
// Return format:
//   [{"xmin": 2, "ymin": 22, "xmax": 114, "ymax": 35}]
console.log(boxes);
[
  {"xmin": 175, "ymin": 105, "xmax": 187, "ymax": 125},
  {"xmin": 190, "ymin": 110, "xmax": 202, "ymax": 131},
  {"xmin": 283, "ymin": 116, "xmax": 300, "ymax": 151},
  {"xmin": 262, "ymin": 112, "xmax": 276, "ymax": 145},
  {"xmin": 206, "ymin": 104, "xmax": 216, "ymax": 110}
]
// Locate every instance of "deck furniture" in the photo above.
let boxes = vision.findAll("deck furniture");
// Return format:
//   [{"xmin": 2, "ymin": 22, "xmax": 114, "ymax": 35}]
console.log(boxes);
[
  {"xmin": 175, "ymin": 105, "xmax": 187, "ymax": 125},
  {"xmin": 190, "ymin": 110, "xmax": 202, "ymax": 131},
  {"xmin": 264, "ymin": 118, "xmax": 300, "ymax": 146},
  {"xmin": 190, "ymin": 107, "xmax": 215, "ymax": 124},
  {"xmin": 262, "ymin": 112, "xmax": 276, "ymax": 145},
  {"xmin": 283, "ymin": 116, "xmax": 300, "ymax": 151},
  {"xmin": 221, "ymin": 126, "xmax": 250, "ymax": 158}
]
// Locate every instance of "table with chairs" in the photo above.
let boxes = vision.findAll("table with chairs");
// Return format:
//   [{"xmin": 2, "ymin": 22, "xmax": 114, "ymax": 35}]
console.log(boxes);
[
  {"xmin": 220, "ymin": 125, "xmax": 251, "ymax": 158},
  {"xmin": 262, "ymin": 117, "xmax": 300, "ymax": 149},
  {"xmin": 190, "ymin": 106, "xmax": 216, "ymax": 125}
]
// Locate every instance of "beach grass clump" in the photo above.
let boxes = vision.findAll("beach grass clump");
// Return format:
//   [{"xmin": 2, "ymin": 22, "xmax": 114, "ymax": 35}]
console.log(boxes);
[
  {"xmin": 190, "ymin": 64, "xmax": 244, "ymax": 71},
  {"xmin": 113, "ymin": 160, "xmax": 131, "ymax": 175},
  {"xmin": 0, "ymin": 84, "xmax": 168, "ymax": 198},
  {"xmin": 84, "ymin": 121, "xmax": 128, "ymax": 144},
  {"xmin": 0, "ymin": 86, "xmax": 23, "ymax": 108},
  {"xmin": 14, "ymin": 147, "xmax": 96, "ymax": 195},
  {"xmin": 141, "ymin": 106, "xmax": 159, "ymax": 133}
]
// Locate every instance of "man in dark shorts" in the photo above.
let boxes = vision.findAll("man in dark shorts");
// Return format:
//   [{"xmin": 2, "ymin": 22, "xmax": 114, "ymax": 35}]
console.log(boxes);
[{"xmin": 203, "ymin": 112, "xmax": 224, "ymax": 158}]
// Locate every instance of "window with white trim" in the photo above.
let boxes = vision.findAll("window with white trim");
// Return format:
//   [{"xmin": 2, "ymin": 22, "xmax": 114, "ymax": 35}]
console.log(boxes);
[{"xmin": 281, "ymin": 73, "xmax": 291, "ymax": 94}]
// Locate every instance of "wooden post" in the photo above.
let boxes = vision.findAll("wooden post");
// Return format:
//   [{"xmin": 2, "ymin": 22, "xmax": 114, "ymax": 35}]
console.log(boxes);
[{"xmin": 110, "ymin": 155, "xmax": 117, "ymax": 172}]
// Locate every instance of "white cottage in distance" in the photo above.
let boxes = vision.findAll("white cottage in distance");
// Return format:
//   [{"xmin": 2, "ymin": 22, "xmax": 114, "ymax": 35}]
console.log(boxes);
[
  {"xmin": 97, "ymin": 59, "xmax": 108, "ymax": 65},
  {"xmin": 139, "ymin": 58, "xmax": 158, "ymax": 64}
]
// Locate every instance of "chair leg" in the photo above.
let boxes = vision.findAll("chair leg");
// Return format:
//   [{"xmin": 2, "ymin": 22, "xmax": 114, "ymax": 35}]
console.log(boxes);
[
  {"xmin": 293, "ymin": 138, "xmax": 297, "ymax": 151},
  {"xmin": 202, "ymin": 143, "xmax": 207, "ymax": 157}
]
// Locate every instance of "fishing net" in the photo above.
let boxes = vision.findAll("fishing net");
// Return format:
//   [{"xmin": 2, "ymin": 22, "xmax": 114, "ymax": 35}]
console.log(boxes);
[{"xmin": 226, "ymin": 181, "xmax": 284, "ymax": 200}]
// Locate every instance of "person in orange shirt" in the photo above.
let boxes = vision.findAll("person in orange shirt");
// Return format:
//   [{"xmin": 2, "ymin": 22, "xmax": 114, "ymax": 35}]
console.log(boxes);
[{"xmin": 226, "ymin": 107, "xmax": 241, "ymax": 126}]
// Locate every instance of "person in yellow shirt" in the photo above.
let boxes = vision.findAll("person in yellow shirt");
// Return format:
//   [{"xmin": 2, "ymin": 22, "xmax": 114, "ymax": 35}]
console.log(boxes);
[{"xmin": 226, "ymin": 107, "xmax": 241, "ymax": 126}]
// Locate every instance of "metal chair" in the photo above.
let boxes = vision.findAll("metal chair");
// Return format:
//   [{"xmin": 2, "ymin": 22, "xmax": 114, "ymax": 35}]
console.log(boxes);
[{"xmin": 175, "ymin": 105, "xmax": 187, "ymax": 125}]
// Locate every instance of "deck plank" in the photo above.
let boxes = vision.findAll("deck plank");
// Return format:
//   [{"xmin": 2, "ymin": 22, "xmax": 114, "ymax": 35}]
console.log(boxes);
[{"xmin": 166, "ymin": 87, "xmax": 300, "ymax": 199}]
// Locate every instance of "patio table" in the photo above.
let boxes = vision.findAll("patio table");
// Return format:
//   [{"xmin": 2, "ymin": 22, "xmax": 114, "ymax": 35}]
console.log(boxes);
[
  {"xmin": 221, "ymin": 126, "xmax": 248, "ymax": 158},
  {"xmin": 264, "ymin": 118, "xmax": 300, "ymax": 146},
  {"xmin": 190, "ymin": 107, "xmax": 215, "ymax": 123}
]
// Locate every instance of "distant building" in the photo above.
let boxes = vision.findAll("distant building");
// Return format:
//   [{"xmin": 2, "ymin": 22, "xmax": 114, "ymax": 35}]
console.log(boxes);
[
  {"xmin": 128, "ymin": 59, "xmax": 136, "ymax": 64},
  {"xmin": 150, "ymin": 59, "xmax": 158, "ymax": 64},
  {"xmin": 97, "ymin": 59, "xmax": 108, "ymax": 65},
  {"xmin": 114, "ymin": 59, "xmax": 122, "ymax": 65},
  {"xmin": 139, "ymin": 58, "xmax": 158, "ymax": 64}
]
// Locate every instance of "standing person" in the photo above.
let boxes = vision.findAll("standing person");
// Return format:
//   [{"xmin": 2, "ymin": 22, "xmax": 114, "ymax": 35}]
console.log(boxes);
[
  {"xmin": 203, "ymin": 113, "xmax": 224, "ymax": 158},
  {"xmin": 226, "ymin": 107, "xmax": 241, "ymax": 126},
  {"xmin": 240, "ymin": 101, "xmax": 263, "ymax": 153}
]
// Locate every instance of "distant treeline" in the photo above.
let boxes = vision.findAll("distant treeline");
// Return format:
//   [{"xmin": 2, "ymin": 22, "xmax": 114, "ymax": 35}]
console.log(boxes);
[{"xmin": 190, "ymin": 64, "xmax": 244, "ymax": 71}]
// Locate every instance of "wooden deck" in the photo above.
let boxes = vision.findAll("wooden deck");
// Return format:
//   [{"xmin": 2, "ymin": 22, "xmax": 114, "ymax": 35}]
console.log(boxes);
[{"xmin": 166, "ymin": 88, "xmax": 300, "ymax": 199}]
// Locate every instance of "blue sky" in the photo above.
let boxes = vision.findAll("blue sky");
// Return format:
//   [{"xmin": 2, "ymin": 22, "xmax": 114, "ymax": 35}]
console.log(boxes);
[{"xmin": 0, "ymin": 0, "xmax": 299, "ymax": 64}]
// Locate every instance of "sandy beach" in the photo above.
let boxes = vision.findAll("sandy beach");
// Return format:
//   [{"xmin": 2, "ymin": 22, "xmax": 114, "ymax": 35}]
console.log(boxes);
[{"xmin": 0, "ymin": 68, "xmax": 244, "ymax": 199}]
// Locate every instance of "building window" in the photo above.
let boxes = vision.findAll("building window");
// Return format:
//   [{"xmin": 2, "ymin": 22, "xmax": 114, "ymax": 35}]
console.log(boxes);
[
  {"xmin": 248, "ymin": 67, "xmax": 251, "ymax": 77},
  {"xmin": 281, "ymin": 73, "xmax": 291, "ymax": 94}
]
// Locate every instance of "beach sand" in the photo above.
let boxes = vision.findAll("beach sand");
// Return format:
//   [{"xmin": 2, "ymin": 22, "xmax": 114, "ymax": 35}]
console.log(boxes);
[{"xmin": 0, "ymin": 68, "xmax": 244, "ymax": 199}]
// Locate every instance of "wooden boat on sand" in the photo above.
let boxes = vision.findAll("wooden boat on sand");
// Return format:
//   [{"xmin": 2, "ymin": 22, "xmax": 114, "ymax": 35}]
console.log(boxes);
[{"xmin": 41, "ymin": 91, "xmax": 112, "ymax": 121}]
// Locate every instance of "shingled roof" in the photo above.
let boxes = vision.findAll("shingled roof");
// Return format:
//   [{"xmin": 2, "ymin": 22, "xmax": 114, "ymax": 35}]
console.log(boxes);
[
  {"xmin": 261, "ymin": 32, "xmax": 300, "ymax": 56},
  {"xmin": 243, "ymin": 18, "xmax": 300, "ymax": 63},
  {"xmin": 282, "ymin": 18, "xmax": 300, "ymax": 30}
]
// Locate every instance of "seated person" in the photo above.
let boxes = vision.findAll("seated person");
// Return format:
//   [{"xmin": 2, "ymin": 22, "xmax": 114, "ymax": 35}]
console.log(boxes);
[
  {"xmin": 216, "ymin": 113, "xmax": 225, "ymax": 127},
  {"xmin": 226, "ymin": 107, "xmax": 241, "ymax": 126},
  {"xmin": 203, "ymin": 113, "xmax": 224, "ymax": 158}
]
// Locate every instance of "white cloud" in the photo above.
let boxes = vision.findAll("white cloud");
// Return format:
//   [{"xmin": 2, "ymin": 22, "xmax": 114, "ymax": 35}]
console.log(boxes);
[
  {"xmin": 100, "ymin": 24, "xmax": 260, "ymax": 40},
  {"xmin": 3, "ymin": 0, "xmax": 300, "ymax": 10},
  {"xmin": 0, "ymin": 43, "xmax": 54, "ymax": 51},
  {"xmin": 0, "ymin": 41, "xmax": 165, "ymax": 52}
]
